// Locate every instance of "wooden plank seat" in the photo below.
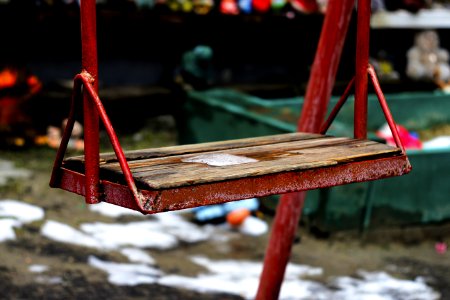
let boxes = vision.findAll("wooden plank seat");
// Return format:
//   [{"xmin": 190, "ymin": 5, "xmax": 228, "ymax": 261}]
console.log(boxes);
[{"xmin": 58, "ymin": 132, "xmax": 410, "ymax": 214}]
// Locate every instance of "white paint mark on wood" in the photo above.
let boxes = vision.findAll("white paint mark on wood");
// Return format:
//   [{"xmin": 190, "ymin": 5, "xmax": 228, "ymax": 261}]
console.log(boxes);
[{"xmin": 182, "ymin": 153, "xmax": 258, "ymax": 167}]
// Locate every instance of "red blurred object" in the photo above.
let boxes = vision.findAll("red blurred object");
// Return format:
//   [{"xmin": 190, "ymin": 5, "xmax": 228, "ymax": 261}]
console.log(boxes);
[
  {"xmin": 221, "ymin": 0, "xmax": 240, "ymax": 14},
  {"xmin": 290, "ymin": 0, "xmax": 319, "ymax": 13},
  {"xmin": 27, "ymin": 75, "xmax": 42, "ymax": 94},
  {"xmin": 0, "ymin": 68, "xmax": 18, "ymax": 89},
  {"xmin": 435, "ymin": 242, "xmax": 447, "ymax": 255},
  {"xmin": 0, "ymin": 67, "xmax": 42, "ymax": 128},
  {"xmin": 253, "ymin": 0, "xmax": 270, "ymax": 12},
  {"xmin": 0, "ymin": 97, "xmax": 27, "ymax": 127},
  {"xmin": 377, "ymin": 123, "xmax": 422, "ymax": 150}
]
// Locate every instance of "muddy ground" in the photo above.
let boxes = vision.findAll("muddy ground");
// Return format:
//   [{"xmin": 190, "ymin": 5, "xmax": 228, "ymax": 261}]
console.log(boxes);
[{"xmin": 1, "ymin": 116, "xmax": 450, "ymax": 299}]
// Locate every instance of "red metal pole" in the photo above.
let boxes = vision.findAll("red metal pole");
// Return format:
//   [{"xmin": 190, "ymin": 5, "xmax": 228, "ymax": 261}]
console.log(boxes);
[
  {"xmin": 256, "ymin": 1, "xmax": 354, "ymax": 299},
  {"xmin": 354, "ymin": 0, "xmax": 371, "ymax": 139},
  {"xmin": 80, "ymin": 0, "xmax": 100, "ymax": 204},
  {"xmin": 296, "ymin": 2, "xmax": 354, "ymax": 133}
]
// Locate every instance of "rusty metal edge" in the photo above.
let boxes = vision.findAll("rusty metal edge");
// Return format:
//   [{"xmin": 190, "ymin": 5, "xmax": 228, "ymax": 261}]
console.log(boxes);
[{"xmin": 56, "ymin": 154, "xmax": 410, "ymax": 215}]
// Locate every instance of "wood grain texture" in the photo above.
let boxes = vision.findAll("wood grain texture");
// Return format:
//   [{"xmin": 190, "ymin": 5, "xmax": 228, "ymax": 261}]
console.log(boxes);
[
  {"xmin": 64, "ymin": 133, "xmax": 402, "ymax": 190},
  {"xmin": 66, "ymin": 132, "xmax": 322, "ymax": 164}
]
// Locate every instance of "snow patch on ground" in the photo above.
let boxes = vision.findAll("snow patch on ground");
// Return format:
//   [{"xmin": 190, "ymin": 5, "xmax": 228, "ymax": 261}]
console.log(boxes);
[
  {"xmin": 0, "ymin": 200, "xmax": 45, "ymax": 242},
  {"xmin": 41, "ymin": 214, "xmax": 215, "ymax": 250},
  {"xmin": 159, "ymin": 256, "xmax": 324, "ymax": 299},
  {"xmin": 29, "ymin": 264, "xmax": 49, "ymax": 273},
  {"xmin": 42, "ymin": 211, "xmax": 214, "ymax": 250},
  {"xmin": 152, "ymin": 212, "xmax": 214, "ymax": 243},
  {"xmin": 0, "ymin": 219, "xmax": 21, "ymax": 242},
  {"xmin": 90, "ymin": 255, "xmax": 437, "ymax": 300},
  {"xmin": 330, "ymin": 271, "xmax": 440, "ymax": 300},
  {"xmin": 160, "ymin": 260, "xmax": 439, "ymax": 300},
  {"xmin": 192, "ymin": 255, "xmax": 323, "ymax": 278},
  {"xmin": 42, "ymin": 220, "xmax": 178, "ymax": 250},
  {"xmin": 0, "ymin": 160, "xmax": 31, "ymax": 186},
  {"xmin": 87, "ymin": 254, "xmax": 325, "ymax": 298},
  {"xmin": 119, "ymin": 248, "xmax": 156, "ymax": 265},
  {"xmin": 88, "ymin": 256, "xmax": 162, "ymax": 286},
  {"xmin": 80, "ymin": 221, "xmax": 179, "ymax": 250},
  {"xmin": 41, "ymin": 220, "xmax": 103, "ymax": 249},
  {"xmin": 35, "ymin": 275, "xmax": 63, "ymax": 285},
  {"xmin": 89, "ymin": 202, "xmax": 143, "ymax": 218},
  {"xmin": 0, "ymin": 200, "xmax": 45, "ymax": 223}
]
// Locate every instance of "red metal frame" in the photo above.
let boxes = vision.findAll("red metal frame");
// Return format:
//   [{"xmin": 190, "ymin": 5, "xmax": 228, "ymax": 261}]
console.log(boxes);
[
  {"xmin": 50, "ymin": 0, "xmax": 411, "ymax": 298},
  {"xmin": 81, "ymin": 0, "xmax": 100, "ymax": 204},
  {"xmin": 256, "ymin": 0, "xmax": 355, "ymax": 298},
  {"xmin": 256, "ymin": 0, "xmax": 409, "ymax": 299},
  {"xmin": 50, "ymin": 73, "xmax": 146, "ymax": 211},
  {"xmin": 354, "ymin": 0, "xmax": 371, "ymax": 139},
  {"xmin": 55, "ymin": 153, "xmax": 409, "ymax": 214},
  {"xmin": 318, "ymin": 64, "xmax": 407, "ymax": 155},
  {"xmin": 297, "ymin": 1, "xmax": 354, "ymax": 133}
]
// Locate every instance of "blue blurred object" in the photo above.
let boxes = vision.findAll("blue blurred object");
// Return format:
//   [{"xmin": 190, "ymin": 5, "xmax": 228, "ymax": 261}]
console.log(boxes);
[
  {"xmin": 238, "ymin": 0, "xmax": 252, "ymax": 13},
  {"xmin": 193, "ymin": 198, "xmax": 259, "ymax": 222}
]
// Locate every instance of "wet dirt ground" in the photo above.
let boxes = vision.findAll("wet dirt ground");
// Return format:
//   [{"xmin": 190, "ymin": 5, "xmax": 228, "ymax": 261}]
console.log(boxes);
[{"xmin": 1, "ymin": 116, "xmax": 450, "ymax": 299}]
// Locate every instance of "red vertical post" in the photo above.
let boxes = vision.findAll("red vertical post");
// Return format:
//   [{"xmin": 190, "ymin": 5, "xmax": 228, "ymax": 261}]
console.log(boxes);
[
  {"xmin": 354, "ymin": 0, "xmax": 371, "ymax": 139},
  {"xmin": 80, "ymin": 0, "xmax": 100, "ymax": 204},
  {"xmin": 297, "ymin": 1, "xmax": 354, "ymax": 133},
  {"xmin": 255, "ymin": 0, "xmax": 354, "ymax": 299}
]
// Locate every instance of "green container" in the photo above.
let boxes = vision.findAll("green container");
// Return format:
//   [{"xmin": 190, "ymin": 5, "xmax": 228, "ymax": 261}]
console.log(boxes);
[{"xmin": 180, "ymin": 88, "xmax": 450, "ymax": 231}]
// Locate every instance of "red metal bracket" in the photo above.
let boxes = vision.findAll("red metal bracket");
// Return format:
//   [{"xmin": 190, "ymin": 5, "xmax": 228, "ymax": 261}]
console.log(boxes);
[
  {"xmin": 319, "ymin": 65, "xmax": 407, "ymax": 155},
  {"xmin": 50, "ymin": 72, "xmax": 148, "ymax": 212}
]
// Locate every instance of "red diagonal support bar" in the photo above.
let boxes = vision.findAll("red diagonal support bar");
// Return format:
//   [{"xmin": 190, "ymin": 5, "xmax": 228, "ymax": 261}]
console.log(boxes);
[
  {"xmin": 50, "ymin": 78, "xmax": 83, "ymax": 189},
  {"xmin": 78, "ymin": 74, "xmax": 146, "ymax": 208},
  {"xmin": 368, "ymin": 65, "xmax": 408, "ymax": 156},
  {"xmin": 320, "ymin": 77, "xmax": 355, "ymax": 134},
  {"xmin": 50, "ymin": 73, "xmax": 146, "ymax": 211},
  {"xmin": 256, "ymin": 0, "xmax": 355, "ymax": 298}
]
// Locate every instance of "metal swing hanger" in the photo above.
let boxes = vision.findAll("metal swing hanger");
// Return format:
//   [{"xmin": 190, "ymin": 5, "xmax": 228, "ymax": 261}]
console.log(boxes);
[{"xmin": 50, "ymin": 0, "xmax": 410, "ymax": 214}]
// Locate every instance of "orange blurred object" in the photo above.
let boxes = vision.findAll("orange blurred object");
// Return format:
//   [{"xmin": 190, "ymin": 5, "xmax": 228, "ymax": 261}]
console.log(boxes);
[
  {"xmin": 226, "ymin": 208, "xmax": 251, "ymax": 226},
  {"xmin": 27, "ymin": 75, "xmax": 42, "ymax": 94},
  {"xmin": 26, "ymin": 75, "xmax": 39, "ymax": 87},
  {"xmin": 0, "ymin": 68, "xmax": 18, "ymax": 89}
]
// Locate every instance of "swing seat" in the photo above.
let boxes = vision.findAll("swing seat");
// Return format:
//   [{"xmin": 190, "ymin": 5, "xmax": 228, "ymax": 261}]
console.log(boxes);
[
  {"xmin": 57, "ymin": 132, "xmax": 410, "ymax": 214},
  {"xmin": 51, "ymin": 0, "xmax": 411, "ymax": 215}
]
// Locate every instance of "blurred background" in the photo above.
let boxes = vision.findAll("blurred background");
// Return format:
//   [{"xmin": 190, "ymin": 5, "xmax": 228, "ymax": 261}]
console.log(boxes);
[{"xmin": 1, "ymin": 0, "xmax": 450, "ymax": 299}]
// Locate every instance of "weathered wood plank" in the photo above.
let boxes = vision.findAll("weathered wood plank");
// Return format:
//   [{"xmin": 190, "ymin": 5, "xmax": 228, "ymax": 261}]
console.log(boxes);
[
  {"xmin": 131, "ymin": 143, "xmax": 400, "ymax": 189},
  {"xmin": 63, "ymin": 132, "xmax": 402, "ymax": 190},
  {"xmin": 66, "ymin": 132, "xmax": 323, "ymax": 164},
  {"xmin": 102, "ymin": 135, "xmax": 351, "ymax": 171},
  {"xmin": 96, "ymin": 138, "xmax": 401, "ymax": 189}
]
